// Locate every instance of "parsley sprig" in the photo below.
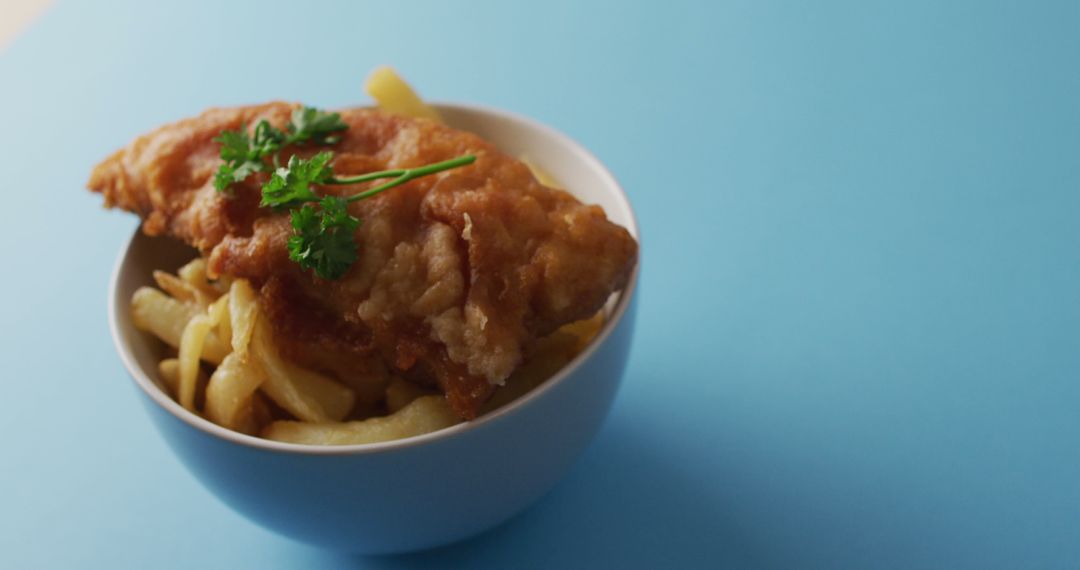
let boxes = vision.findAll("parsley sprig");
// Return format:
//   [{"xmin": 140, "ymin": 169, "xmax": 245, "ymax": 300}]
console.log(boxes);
[
  {"xmin": 266, "ymin": 151, "xmax": 476, "ymax": 280},
  {"xmin": 212, "ymin": 106, "xmax": 347, "ymax": 192},
  {"xmin": 213, "ymin": 104, "xmax": 475, "ymax": 279},
  {"xmin": 287, "ymin": 196, "xmax": 360, "ymax": 281}
]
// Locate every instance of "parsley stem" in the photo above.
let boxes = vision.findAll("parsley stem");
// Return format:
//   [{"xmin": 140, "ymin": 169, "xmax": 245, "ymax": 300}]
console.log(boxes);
[{"xmin": 331, "ymin": 154, "xmax": 477, "ymax": 202}]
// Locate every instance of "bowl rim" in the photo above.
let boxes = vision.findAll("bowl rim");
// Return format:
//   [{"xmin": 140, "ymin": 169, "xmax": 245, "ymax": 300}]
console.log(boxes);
[{"xmin": 108, "ymin": 101, "xmax": 641, "ymax": 456}]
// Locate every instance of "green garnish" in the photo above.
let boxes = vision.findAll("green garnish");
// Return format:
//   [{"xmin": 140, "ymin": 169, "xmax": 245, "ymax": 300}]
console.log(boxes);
[
  {"xmin": 286, "ymin": 106, "xmax": 348, "ymax": 146},
  {"xmin": 261, "ymin": 152, "xmax": 334, "ymax": 209},
  {"xmin": 212, "ymin": 126, "xmax": 275, "ymax": 191},
  {"xmin": 271, "ymin": 152, "xmax": 476, "ymax": 280},
  {"xmin": 213, "ymin": 104, "xmax": 474, "ymax": 279},
  {"xmin": 212, "ymin": 106, "xmax": 347, "ymax": 192},
  {"xmin": 287, "ymin": 196, "xmax": 359, "ymax": 280}
]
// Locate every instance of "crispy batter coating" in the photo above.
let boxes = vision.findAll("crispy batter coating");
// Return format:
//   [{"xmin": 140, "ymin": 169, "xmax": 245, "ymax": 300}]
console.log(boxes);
[{"xmin": 89, "ymin": 103, "xmax": 637, "ymax": 418}]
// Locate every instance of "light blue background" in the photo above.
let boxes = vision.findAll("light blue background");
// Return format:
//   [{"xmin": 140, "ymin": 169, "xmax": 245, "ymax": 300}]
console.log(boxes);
[{"xmin": 1, "ymin": 1, "xmax": 1077, "ymax": 567}]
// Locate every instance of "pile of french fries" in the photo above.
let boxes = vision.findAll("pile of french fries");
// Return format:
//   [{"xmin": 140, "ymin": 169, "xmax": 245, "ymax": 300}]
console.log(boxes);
[
  {"xmin": 133, "ymin": 261, "xmax": 443, "ymax": 442},
  {"xmin": 133, "ymin": 257, "xmax": 600, "ymax": 445},
  {"xmin": 128, "ymin": 67, "xmax": 603, "ymax": 445}
]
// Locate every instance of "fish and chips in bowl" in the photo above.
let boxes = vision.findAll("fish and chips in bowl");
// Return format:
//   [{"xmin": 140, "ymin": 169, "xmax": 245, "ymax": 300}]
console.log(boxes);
[{"xmin": 98, "ymin": 68, "xmax": 640, "ymax": 553}]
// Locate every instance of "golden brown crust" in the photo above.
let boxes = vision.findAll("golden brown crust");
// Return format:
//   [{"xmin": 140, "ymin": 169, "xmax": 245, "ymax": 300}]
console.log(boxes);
[{"xmin": 88, "ymin": 103, "xmax": 637, "ymax": 419}]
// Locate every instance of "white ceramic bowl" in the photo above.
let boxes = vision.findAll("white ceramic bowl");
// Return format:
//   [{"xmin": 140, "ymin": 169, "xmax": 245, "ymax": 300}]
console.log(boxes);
[{"xmin": 108, "ymin": 103, "xmax": 640, "ymax": 553}]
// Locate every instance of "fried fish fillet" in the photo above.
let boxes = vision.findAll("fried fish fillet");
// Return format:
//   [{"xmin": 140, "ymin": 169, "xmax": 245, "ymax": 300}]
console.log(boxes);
[{"xmin": 89, "ymin": 103, "xmax": 637, "ymax": 418}]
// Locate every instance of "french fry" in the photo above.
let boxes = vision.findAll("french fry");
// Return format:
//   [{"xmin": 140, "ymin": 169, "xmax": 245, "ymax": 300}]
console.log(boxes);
[
  {"xmin": 177, "ymin": 295, "xmax": 228, "ymax": 411},
  {"xmin": 204, "ymin": 352, "xmax": 264, "ymax": 432},
  {"xmin": 158, "ymin": 358, "xmax": 207, "ymax": 406},
  {"xmin": 482, "ymin": 331, "xmax": 580, "ymax": 414},
  {"xmin": 227, "ymin": 279, "xmax": 257, "ymax": 356},
  {"xmin": 250, "ymin": 317, "xmax": 356, "ymax": 422},
  {"xmin": 153, "ymin": 270, "xmax": 207, "ymax": 306},
  {"xmin": 559, "ymin": 310, "xmax": 605, "ymax": 352},
  {"xmin": 158, "ymin": 358, "xmax": 180, "ymax": 396},
  {"xmin": 216, "ymin": 297, "xmax": 232, "ymax": 352},
  {"xmin": 385, "ymin": 376, "xmax": 437, "ymax": 413},
  {"xmin": 178, "ymin": 257, "xmax": 230, "ymax": 296},
  {"xmin": 132, "ymin": 287, "xmax": 196, "ymax": 345},
  {"xmin": 521, "ymin": 155, "xmax": 562, "ymax": 189},
  {"xmin": 232, "ymin": 393, "xmax": 272, "ymax": 436},
  {"xmin": 365, "ymin": 66, "xmax": 443, "ymax": 122},
  {"xmin": 263, "ymin": 395, "xmax": 460, "ymax": 445},
  {"xmin": 132, "ymin": 288, "xmax": 229, "ymax": 364},
  {"xmin": 479, "ymin": 313, "xmax": 602, "ymax": 414}
]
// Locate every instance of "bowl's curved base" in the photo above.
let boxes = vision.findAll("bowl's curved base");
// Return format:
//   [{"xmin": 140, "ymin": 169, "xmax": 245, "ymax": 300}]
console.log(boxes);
[{"xmin": 133, "ymin": 295, "xmax": 637, "ymax": 553}]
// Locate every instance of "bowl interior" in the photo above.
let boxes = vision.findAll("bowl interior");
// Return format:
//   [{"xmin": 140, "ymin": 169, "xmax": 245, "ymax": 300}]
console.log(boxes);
[{"xmin": 110, "ymin": 102, "xmax": 640, "ymax": 453}]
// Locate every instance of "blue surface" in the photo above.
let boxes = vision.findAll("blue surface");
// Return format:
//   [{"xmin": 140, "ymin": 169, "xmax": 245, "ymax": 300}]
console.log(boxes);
[{"xmin": 1, "ymin": 0, "xmax": 1077, "ymax": 567}]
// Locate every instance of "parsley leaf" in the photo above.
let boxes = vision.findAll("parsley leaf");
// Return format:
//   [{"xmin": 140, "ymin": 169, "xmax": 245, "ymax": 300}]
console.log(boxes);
[
  {"xmin": 214, "ymin": 160, "xmax": 261, "ymax": 192},
  {"xmin": 287, "ymin": 197, "xmax": 360, "ymax": 280},
  {"xmin": 260, "ymin": 151, "xmax": 334, "ymax": 209},
  {"xmin": 286, "ymin": 107, "xmax": 348, "ymax": 146},
  {"xmin": 212, "ymin": 121, "xmax": 286, "ymax": 191},
  {"xmin": 213, "ymin": 106, "xmax": 343, "ymax": 193},
  {"xmin": 214, "ymin": 128, "xmax": 259, "ymax": 191},
  {"xmin": 216, "ymin": 129, "xmax": 253, "ymax": 164},
  {"xmin": 251, "ymin": 120, "xmax": 286, "ymax": 156}
]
